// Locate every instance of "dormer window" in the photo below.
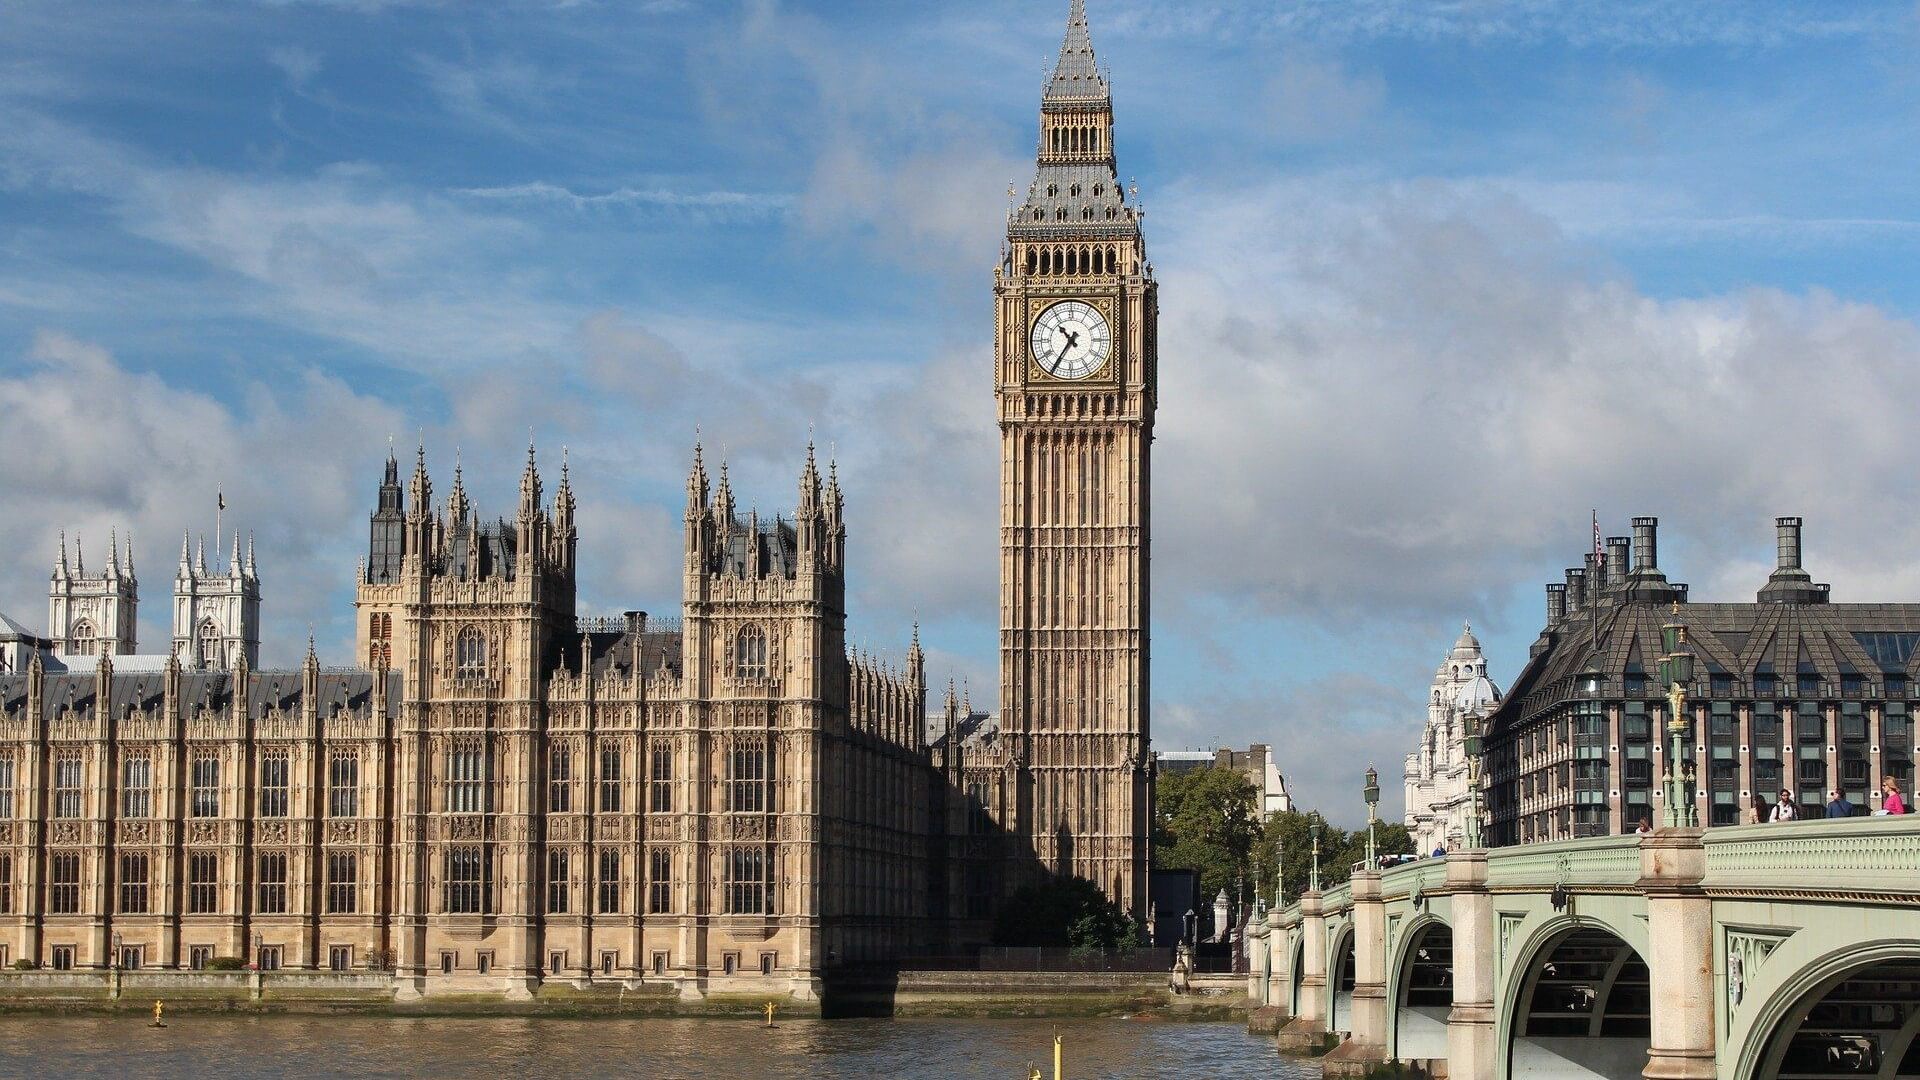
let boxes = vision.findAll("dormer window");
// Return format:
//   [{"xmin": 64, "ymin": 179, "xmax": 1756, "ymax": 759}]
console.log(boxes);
[{"xmin": 1069, "ymin": 184, "xmax": 1081, "ymax": 197}]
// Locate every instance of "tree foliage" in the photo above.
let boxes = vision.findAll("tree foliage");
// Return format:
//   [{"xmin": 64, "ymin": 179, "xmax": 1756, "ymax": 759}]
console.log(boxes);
[
  {"xmin": 991, "ymin": 875, "xmax": 1138, "ymax": 949},
  {"xmin": 1255, "ymin": 810, "xmax": 1415, "ymax": 905},
  {"xmin": 1153, "ymin": 766, "xmax": 1261, "ymax": 903}
]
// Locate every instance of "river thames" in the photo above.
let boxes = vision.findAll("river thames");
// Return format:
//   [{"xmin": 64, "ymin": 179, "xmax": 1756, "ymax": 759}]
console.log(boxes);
[{"xmin": 0, "ymin": 1016, "xmax": 1311, "ymax": 1078}]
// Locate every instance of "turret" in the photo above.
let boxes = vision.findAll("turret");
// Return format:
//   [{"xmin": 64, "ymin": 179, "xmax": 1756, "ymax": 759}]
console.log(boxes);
[{"xmin": 552, "ymin": 448, "xmax": 577, "ymax": 572}]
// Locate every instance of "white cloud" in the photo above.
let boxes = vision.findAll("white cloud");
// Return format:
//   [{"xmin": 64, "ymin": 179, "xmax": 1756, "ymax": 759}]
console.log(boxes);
[
  {"xmin": 0, "ymin": 332, "xmax": 403, "ymax": 665},
  {"xmin": 1262, "ymin": 50, "xmax": 1385, "ymax": 142}
]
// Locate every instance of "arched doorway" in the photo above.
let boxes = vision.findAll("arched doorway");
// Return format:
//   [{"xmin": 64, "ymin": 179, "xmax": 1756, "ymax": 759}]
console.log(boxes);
[
  {"xmin": 1752, "ymin": 956, "xmax": 1920, "ymax": 1078},
  {"xmin": 1329, "ymin": 927, "xmax": 1357, "ymax": 1035},
  {"xmin": 1508, "ymin": 926, "xmax": 1650, "ymax": 1080},
  {"xmin": 1393, "ymin": 920, "xmax": 1453, "ymax": 1061}
]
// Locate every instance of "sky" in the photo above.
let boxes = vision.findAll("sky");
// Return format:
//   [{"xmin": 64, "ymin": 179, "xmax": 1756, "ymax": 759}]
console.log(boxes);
[{"xmin": 5, "ymin": 0, "xmax": 1920, "ymax": 827}]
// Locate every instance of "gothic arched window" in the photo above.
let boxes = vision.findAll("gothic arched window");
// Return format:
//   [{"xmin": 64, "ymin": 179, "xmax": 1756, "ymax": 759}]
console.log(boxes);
[
  {"xmin": 69, "ymin": 619, "xmax": 97, "ymax": 656},
  {"xmin": 735, "ymin": 625, "xmax": 768, "ymax": 680},
  {"xmin": 197, "ymin": 618, "xmax": 219, "ymax": 666},
  {"xmin": 455, "ymin": 627, "xmax": 486, "ymax": 677}
]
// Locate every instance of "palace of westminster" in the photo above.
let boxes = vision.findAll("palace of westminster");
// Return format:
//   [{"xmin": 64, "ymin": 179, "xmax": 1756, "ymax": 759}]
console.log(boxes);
[{"xmin": 0, "ymin": 2, "xmax": 1155, "ymax": 997}]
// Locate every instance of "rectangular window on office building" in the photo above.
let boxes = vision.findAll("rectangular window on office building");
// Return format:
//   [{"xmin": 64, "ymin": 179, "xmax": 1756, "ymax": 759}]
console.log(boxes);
[{"xmin": 259, "ymin": 750, "xmax": 290, "ymax": 818}]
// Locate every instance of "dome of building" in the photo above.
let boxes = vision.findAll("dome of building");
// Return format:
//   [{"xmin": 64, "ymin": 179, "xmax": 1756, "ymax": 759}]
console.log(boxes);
[
  {"xmin": 1449, "ymin": 621, "xmax": 1482, "ymax": 661},
  {"xmin": 1454, "ymin": 671, "xmax": 1501, "ymax": 712}
]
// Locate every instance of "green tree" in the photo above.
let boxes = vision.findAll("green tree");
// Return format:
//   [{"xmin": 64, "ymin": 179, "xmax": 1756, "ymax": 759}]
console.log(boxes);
[
  {"xmin": 1154, "ymin": 766, "xmax": 1261, "ymax": 903},
  {"xmin": 991, "ymin": 876, "xmax": 1137, "ymax": 949},
  {"xmin": 1254, "ymin": 811, "xmax": 1418, "ymax": 905}
]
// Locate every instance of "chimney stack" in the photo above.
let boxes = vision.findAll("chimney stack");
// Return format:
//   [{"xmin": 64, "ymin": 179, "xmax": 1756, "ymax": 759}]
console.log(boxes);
[
  {"xmin": 1759, "ymin": 516, "xmax": 1826, "ymax": 604},
  {"xmin": 1567, "ymin": 568, "xmax": 1587, "ymax": 612},
  {"xmin": 1546, "ymin": 583, "xmax": 1567, "ymax": 624},
  {"xmin": 1631, "ymin": 517, "xmax": 1658, "ymax": 572},
  {"xmin": 1606, "ymin": 537, "xmax": 1629, "ymax": 589},
  {"xmin": 1775, "ymin": 517, "xmax": 1802, "ymax": 570}
]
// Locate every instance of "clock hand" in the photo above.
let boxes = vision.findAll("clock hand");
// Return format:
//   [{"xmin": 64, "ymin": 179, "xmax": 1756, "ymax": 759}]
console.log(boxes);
[{"xmin": 1063, "ymin": 330, "xmax": 1080, "ymax": 352}]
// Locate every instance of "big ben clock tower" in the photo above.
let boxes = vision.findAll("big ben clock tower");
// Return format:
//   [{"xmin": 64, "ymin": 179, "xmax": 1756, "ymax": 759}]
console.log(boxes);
[{"xmin": 996, "ymin": 0, "xmax": 1154, "ymax": 918}]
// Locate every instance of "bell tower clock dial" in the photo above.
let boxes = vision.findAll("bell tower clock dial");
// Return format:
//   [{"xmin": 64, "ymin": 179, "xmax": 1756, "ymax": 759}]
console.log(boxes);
[{"xmin": 993, "ymin": 0, "xmax": 1155, "ymax": 921}]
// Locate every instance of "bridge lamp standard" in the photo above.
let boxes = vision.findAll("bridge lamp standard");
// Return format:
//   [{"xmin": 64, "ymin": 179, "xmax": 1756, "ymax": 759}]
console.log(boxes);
[
  {"xmin": 1462, "ymin": 713, "xmax": 1485, "ymax": 850},
  {"xmin": 1363, "ymin": 766, "xmax": 1381, "ymax": 871},
  {"xmin": 1308, "ymin": 821, "xmax": 1323, "ymax": 894},
  {"xmin": 1659, "ymin": 618, "xmax": 1698, "ymax": 829}
]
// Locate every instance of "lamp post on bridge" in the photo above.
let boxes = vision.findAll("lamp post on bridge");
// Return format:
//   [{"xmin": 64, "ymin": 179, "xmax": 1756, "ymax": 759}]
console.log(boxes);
[
  {"xmin": 1659, "ymin": 614, "xmax": 1698, "ymax": 829},
  {"xmin": 1363, "ymin": 766, "xmax": 1380, "ymax": 871},
  {"xmin": 1308, "ymin": 821, "xmax": 1322, "ymax": 893},
  {"xmin": 1463, "ymin": 712, "xmax": 1485, "ymax": 849}
]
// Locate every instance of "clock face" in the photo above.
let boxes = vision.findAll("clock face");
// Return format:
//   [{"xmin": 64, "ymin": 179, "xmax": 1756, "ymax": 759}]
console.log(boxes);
[{"xmin": 1030, "ymin": 300, "xmax": 1111, "ymax": 380}]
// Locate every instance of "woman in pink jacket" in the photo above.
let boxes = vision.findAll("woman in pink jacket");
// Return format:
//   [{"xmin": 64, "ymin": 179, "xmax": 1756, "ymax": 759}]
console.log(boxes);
[{"xmin": 1882, "ymin": 776, "xmax": 1908, "ymax": 815}]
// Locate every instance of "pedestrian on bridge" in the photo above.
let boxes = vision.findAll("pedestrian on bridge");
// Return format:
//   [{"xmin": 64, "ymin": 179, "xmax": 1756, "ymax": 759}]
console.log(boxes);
[
  {"xmin": 1769, "ymin": 790, "xmax": 1798, "ymax": 822},
  {"xmin": 1743, "ymin": 795, "xmax": 1766, "ymax": 824},
  {"xmin": 1826, "ymin": 789, "xmax": 1855, "ymax": 818},
  {"xmin": 1880, "ymin": 776, "xmax": 1908, "ymax": 815}
]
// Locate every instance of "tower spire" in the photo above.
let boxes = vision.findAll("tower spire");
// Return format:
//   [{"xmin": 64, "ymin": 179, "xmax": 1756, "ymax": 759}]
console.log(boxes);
[
  {"xmin": 55, "ymin": 530, "xmax": 69, "ymax": 578},
  {"xmin": 1045, "ymin": 0, "xmax": 1107, "ymax": 102}
]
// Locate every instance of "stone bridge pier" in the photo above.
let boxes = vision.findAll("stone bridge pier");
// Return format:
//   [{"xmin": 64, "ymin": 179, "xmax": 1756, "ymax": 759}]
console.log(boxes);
[{"xmin": 1246, "ymin": 817, "xmax": 1920, "ymax": 1079}]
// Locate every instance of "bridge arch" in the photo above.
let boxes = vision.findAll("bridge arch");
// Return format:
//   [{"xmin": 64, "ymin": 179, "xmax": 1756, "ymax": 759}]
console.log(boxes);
[
  {"xmin": 1502, "ymin": 916, "xmax": 1651, "ymax": 1080},
  {"xmin": 1387, "ymin": 912, "xmax": 1453, "ymax": 1062},
  {"xmin": 1738, "ymin": 939, "xmax": 1920, "ymax": 1080},
  {"xmin": 1327, "ymin": 922, "xmax": 1357, "ymax": 1035},
  {"xmin": 1287, "ymin": 932, "xmax": 1306, "ymax": 1016}
]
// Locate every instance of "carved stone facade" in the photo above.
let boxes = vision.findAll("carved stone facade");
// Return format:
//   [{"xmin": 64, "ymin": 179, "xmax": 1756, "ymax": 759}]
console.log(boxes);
[
  {"xmin": 0, "ymin": 443, "xmax": 930, "ymax": 1000},
  {"xmin": 960, "ymin": 0, "xmax": 1154, "ymax": 920}
]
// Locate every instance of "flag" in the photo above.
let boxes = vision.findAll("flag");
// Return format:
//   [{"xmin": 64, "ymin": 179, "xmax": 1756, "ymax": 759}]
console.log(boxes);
[
  {"xmin": 1593, "ymin": 510, "xmax": 1603, "ymax": 567},
  {"xmin": 218, "ymin": 492, "xmax": 226, "ymax": 511}
]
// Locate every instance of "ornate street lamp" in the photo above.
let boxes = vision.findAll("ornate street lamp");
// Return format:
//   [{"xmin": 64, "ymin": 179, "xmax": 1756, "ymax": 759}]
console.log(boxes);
[
  {"xmin": 112, "ymin": 931, "xmax": 122, "ymax": 972},
  {"xmin": 1463, "ymin": 712, "xmax": 1485, "ymax": 849},
  {"xmin": 1363, "ymin": 766, "xmax": 1381, "ymax": 871},
  {"xmin": 1659, "ymin": 617, "xmax": 1698, "ymax": 828},
  {"xmin": 1274, "ymin": 836, "xmax": 1286, "ymax": 908},
  {"xmin": 1308, "ymin": 821, "xmax": 1322, "ymax": 893}
]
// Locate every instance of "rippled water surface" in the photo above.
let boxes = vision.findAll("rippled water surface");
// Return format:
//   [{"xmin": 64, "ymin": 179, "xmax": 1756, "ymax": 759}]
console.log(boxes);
[{"xmin": 0, "ymin": 1016, "xmax": 1314, "ymax": 1078}]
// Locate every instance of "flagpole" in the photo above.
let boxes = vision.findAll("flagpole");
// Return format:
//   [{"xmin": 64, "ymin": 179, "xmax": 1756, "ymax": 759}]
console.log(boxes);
[{"xmin": 216, "ymin": 492, "xmax": 223, "ymax": 571}]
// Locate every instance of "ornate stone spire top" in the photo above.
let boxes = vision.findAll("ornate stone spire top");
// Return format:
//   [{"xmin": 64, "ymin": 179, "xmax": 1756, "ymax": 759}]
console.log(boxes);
[
  {"xmin": 55, "ymin": 530, "xmax": 69, "ymax": 578},
  {"xmin": 1045, "ymin": 0, "xmax": 1108, "ymax": 103}
]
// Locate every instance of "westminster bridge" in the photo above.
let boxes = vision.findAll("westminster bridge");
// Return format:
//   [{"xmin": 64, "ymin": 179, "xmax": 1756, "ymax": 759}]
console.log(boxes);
[{"xmin": 1245, "ymin": 817, "xmax": 1920, "ymax": 1079}]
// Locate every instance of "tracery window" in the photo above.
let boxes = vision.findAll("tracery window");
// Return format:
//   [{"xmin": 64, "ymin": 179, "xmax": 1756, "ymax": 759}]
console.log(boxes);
[
  {"xmin": 0, "ymin": 756, "xmax": 19, "ymax": 820},
  {"xmin": 326, "ymin": 852, "xmax": 357, "ymax": 914},
  {"xmin": 187, "ymin": 853, "xmax": 218, "ymax": 913},
  {"xmin": 196, "ymin": 618, "xmax": 219, "ymax": 666},
  {"xmin": 53, "ymin": 754, "xmax": 82, "ymax": 819},
  {"xmin": 328, "ymin": 752, "xmax": 359, "ymax": 817},
  {"xmin": 597, "ymin": 849, "xmax": 621, "ymax": 914},
  {"xmin": 729, "ymin": 743, "xmax": 767, "ymax": 813},
  {"xmin": 259, "ymin": 750, "xmax": 289, "ymax": 817},
  {"xmin": 121, "ymin": 754, "xmax": 151, "ymax": 818},
  {"xmin": 191, "ymin": 754, "xmax": 220, "ymax": 818},
  {"xmin": 648, "ymin": 848, "xmax": 671, "ymax": 914},
  {"xmin": 48, "ymin": 853, "xmax": 80, "ymax": 914},
  {"xmin": 445, "ymin": 846, "xmax": 488, "ymax": 914},
  {"xmin": 257, "ymin": 852, "xmax": 287, "ymax": 914},
  {"xmin": 548, "ymin": 745, "xmax": 573, "ymax": 814},
  {"xmin": 649, "ymin": 743, "xmax": 672, "ymax": 813},
  {"xmin": 725, "ymin": 848, "xmax": 768, "ymax": 915},
  {"xmin": 598, "ymin": 744, "xmax": 622, "ymax": 813},
  {"xmin": 119, "ymin": 853, "xmax": 149, "ymax": 914},
  {"xmin": 68, "ymin": 619, "xmax": 97, "ymax": 656},
  {"xmin": 735, "ymin": 625, "xmax": 768, "ymax": 679},
  {"xmin": 546, "ymin": 850, "xmax": 570, "ymax": 914},
  {"xmin": 448, "ymin": 743, "xmax": 487, "ymax": 814},
  {"xmin": 455, "ymin": 627, "xmax": 486, "ymax": 677}
]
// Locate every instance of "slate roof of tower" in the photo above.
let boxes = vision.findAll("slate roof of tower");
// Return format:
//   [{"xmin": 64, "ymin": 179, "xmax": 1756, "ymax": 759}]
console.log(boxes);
[{"xmin": 1045, "ymin": 0, "xmax": 1108, "ymax": 103}]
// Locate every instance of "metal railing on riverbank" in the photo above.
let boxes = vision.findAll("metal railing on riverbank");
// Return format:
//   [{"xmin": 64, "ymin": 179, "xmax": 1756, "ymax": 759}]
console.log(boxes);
[{"xmin": 877, "ymin": 947, "xmax": 1176, "ymax": 973}]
